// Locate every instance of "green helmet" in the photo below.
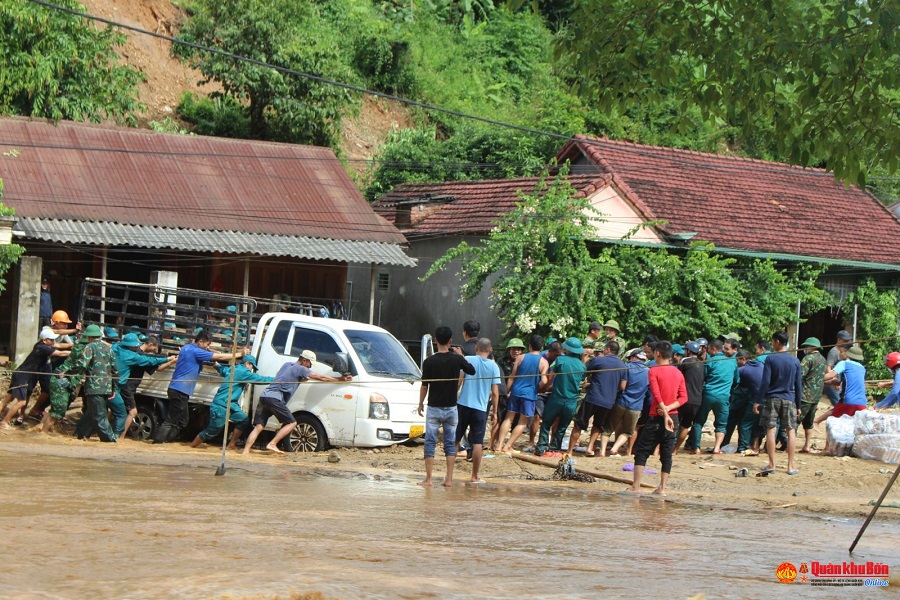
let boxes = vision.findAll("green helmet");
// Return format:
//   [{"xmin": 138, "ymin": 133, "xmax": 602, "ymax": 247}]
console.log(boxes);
[{"xmin": 506, "ymin": 338, "xmax": 526, "ymax": 350}]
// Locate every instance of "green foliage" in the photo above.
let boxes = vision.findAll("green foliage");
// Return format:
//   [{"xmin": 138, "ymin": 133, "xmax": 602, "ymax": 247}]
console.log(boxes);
[
  {"xmin": 148, "ymin": 117, "xmax": 191, "ymax": 136},
  {"xmin": 559, "ymin": 0, "xmax": 900, "ymax": 186},
  {"xmin": 425, "ymin": 170, "xmax": 829, "ymax": 341},
  {"xmin": 177, "ymin": 92, "xmax": 251, "ymax": 139},
  {"xmin": 424, "ymin": 168, "xmax": 608, "ymax": 338},
  {"xmin": 175, "ymin": 0, "xmax": 356, "ymax": 147},
  {"xmin": 0, "ymin": 0, "xmax": 143, "ymax": 123},
  {"xmin": 0, "ymin": 179, "xmax": 26, "ymax": 295},
  {"xmin": 848, "ymin": 279, "xmax": 900, "ymax": 384}
]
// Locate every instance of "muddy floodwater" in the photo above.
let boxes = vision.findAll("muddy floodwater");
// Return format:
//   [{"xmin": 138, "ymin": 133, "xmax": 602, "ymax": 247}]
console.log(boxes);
[{"xmin": 1, "ymin": 451, "xmax": 899, "ymax": 599}]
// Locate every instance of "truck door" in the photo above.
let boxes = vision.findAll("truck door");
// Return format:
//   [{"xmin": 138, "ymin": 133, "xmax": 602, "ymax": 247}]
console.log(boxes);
[{"xmin": 281, "ymin": 324, "xmax": 357, "ymax": 445}]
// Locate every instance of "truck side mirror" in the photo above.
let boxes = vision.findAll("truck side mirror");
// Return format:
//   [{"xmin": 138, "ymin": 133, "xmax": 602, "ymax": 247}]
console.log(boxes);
[{"xmin": 332, "ymin": 352, "xmax": 349, "ymax": 375}]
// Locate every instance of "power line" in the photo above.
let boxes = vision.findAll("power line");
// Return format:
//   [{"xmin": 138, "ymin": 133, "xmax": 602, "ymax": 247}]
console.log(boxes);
[{"xmin": 23, "ymin": 0, "xmax": 863, "ymax": 183}]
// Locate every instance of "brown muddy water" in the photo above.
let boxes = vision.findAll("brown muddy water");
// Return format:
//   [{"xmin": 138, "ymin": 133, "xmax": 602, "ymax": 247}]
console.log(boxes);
[{"xmin": 1, "ymin": 451, "xmax": 898, "ymax": 599}]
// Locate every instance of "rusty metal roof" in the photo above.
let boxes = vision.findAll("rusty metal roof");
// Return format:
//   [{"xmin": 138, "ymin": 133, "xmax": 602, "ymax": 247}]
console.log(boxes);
[{"xmin": 0, "ymin": 117, "xmax": 414, "ymax": 265}]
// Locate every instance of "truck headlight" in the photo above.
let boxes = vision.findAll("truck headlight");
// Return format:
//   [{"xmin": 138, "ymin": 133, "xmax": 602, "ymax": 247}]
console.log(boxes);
[{"xmin": 369, "ymin": 393, "xmax": 389, "ymax": 420}]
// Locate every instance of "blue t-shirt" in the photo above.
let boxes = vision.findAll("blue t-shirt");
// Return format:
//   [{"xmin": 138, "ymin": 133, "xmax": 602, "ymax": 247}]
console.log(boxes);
[
  {"xmin": 584, "ymin": 354, "xmax": 627, "ymax": 408},
  {"xmin": 618, "ymin": 361, "xmax": 650, "ymax": 411},
  {"xmin": 833, "ymin": 359, "xmax": 867, "ymax": 406},
  {"xmin": 458, "ymin": 355, "xmax": 502, "ymax": 412},
  {"xmin": 876, "ymin": 370, "xmax": 900, "ymax": 409},
  {"xmin": 509, "ymin": 353, "xmax": 543, "ymax": 401},
  {"xmin": 168, "ymin": 342, "xmax": 215, "ymax": 396},
  {"xmin": 739, "ymin": 360, "xmax": 764, "ymax": 400},
  {"xmin": 756, "ymin": 351, "xmax": 803, "ymax": 407},
  {"xmin": 261, "ymin": 362, "xmax": 313, "ymax": 400}
]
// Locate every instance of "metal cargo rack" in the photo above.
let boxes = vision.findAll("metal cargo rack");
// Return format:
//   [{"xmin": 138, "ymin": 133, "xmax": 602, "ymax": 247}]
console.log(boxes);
[{"xmin": 78, "ymin": 278, "xmax": 327, "ymax": 354}]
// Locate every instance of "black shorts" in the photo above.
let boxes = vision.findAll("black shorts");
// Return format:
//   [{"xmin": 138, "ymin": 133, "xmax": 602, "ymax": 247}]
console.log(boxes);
[
  {"xmin": 678, "ymin": 403, "xmax": 701, "ymax": 429},
  {"xmin": 574, "ymin": 402, "xmax": 609, "ymax": 431},
  {"xmin": 456, "ymin": 404, "xmax": 488, "ymax": 446},
  {"xmin": 254, "ymin": 394, "xmax": 296, "ymax": 426},
  {"xmin": 8, "ymin": 372, "xmax": 31, "ymax": 400}
]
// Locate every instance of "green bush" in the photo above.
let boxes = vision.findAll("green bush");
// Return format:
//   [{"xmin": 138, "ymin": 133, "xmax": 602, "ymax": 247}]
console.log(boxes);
[{"xmin": 177, "ymin": 92, "xmax": 251, "ymax": 139}]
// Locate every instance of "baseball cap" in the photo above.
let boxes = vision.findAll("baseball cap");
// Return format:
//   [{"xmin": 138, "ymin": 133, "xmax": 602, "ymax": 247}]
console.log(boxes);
[
  {"xmin": 40, "ymin": 327, "xmax": 59, "ymax": 341},
  {"xmin": 626, "ymin": 347, "xmax": 647, "ymax": 361},
  {"xmin": 836, "ymin": 330, "xmax": 852, "ymax": 341},
  {"xmin": 589, "ymin": 321, "xmax": 601, "ymax": 331},
  {"xmin": 300, "ymin": 350, "xmax": 317, "ymax": 362},
  {"xmin": 671, "ymin": 343, "xmax": 685, "ymax": 356}
]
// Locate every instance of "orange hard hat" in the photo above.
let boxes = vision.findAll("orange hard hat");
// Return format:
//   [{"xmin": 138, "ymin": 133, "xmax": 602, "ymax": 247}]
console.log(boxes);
[{"xmin": 51, "ymin": 310, "xmax": 72, "ymax": 323}]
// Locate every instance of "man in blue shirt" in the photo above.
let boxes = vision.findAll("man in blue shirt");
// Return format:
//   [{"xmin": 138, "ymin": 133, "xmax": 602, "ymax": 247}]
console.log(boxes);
[
  {"xmin": 754, "ymin": 331, "xmax": 802, "ymax": 475},
  {"xmin": 154, "ymin": 331, "xmax": 244, "ymax": 444},
  {"xmin": 456, "ymin": 338, "xmax": 501, "ymax": 483},
  {"xmin": 572, "ymin": 340, "xmax": 626, "ymax": 457},
  {"xmin": 817, "ymin": 345, "xmax": 868, "ymax": 423},
  {"xmin": 603, "ymin": 348, "xmax": 650, "ymax": 456}
]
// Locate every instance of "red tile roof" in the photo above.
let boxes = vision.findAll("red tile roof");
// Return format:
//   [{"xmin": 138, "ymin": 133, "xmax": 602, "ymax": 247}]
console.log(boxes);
[
  {"xmin": 374, "ymin": 174, "xmax": 610, "ymax": 238},
  {"xmin": 0, "ymin": 117, "xmax": 404, "ymax": 244},
  {"xmin": 557, "ymin": 135, "xmax": 900, "ymax": 266}
]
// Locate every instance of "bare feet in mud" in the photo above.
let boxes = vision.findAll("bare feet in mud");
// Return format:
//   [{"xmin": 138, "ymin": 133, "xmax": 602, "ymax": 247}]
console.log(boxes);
[
  {"xmin": 417, "ymin": 479, "xmax": 433, "ymax": 487},
  {"xmin": 265, "ymin": 443, "xmax": 285, "ymax": 454},
  {"xmin": 442, "ymin": 479, "xmax": 453, "ymax": 487}
]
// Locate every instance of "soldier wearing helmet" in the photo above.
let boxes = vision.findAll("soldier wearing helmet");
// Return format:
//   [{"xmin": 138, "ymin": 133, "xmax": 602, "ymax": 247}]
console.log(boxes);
[{"xmin": 875, "ymin": 352, "xmax": 900, "ymax": 409}]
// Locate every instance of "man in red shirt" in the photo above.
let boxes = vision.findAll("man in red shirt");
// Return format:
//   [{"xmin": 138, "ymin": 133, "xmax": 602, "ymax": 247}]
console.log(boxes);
[{"xmin": 627, "ymin": 341, "xmax": 687, "ymax": 496}]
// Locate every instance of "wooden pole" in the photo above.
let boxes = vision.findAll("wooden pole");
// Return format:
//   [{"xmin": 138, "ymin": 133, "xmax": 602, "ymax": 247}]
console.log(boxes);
[
  {"xmin": 215, "ymin": 315, "xmax": 242, "ymax": 476},
  {"xmin": 511, "ymin": 451, "xmax": 655, "ymax": 488},
  {"xmin": 849, "ymin": 461, "xmax": 900, "ymax": 553}
]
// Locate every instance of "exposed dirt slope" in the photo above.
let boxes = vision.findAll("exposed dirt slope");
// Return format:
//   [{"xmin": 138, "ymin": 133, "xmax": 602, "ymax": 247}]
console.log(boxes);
[{"xmin": 80, "ymin": 0, "xmax": 413, "ymax": 171}]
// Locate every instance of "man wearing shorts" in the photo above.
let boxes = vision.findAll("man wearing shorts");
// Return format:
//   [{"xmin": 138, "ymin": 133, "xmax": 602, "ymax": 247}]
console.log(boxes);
[
  {"xmin": 571, "ymin": 341, "xmax": 625, "ymax": 456},
  {"xmin": 798, "ymin": 337, "xmax": 826, "ymax": 453},
  {"xmin": 243, "ymin": 350, "xmax": 351, "ymax": 454},
  {"xmin": 603, "ymin": 348, "xmax": 650, "ymax": 456},
  {"xmin": 498, "ymin": 335, "xmax": 548, "ymax": 453},
  {"xmin": 820, "ymin": 345, "xmax": 867, "ymax": 421},
  {"xmin": 0, "ymin": 329, "xmax": 69, "ymax": 430},
  {"xmin": 456, "ymin": 338, "xmax": 501, "ymax": 483},
  {"xmin": 418, "ymin": 326, "xmax": 477, "ymax": 486},
  {"xmin": 675, "ymin": 341, "xmax": 705, "ymax": 454},
  {"xmin": 754, "ymin": 331, "xmax": 802, "ymax": 475}
]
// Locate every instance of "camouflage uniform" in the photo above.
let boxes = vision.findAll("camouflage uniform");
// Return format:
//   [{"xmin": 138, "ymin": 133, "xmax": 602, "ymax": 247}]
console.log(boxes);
[
  {"xmin": 70, "ymin": 340, "xmax": 119, "ymax": 442},
  {"xmin": 48, "ymin": 337, "xmax": 89, "ymax": 421},
  {"xmin": 799, "ymin": 351, "xmax": 827, "ymax": 428}
]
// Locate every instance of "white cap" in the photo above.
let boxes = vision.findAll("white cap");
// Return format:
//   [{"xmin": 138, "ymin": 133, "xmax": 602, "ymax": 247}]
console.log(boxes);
[
  {"xmin": 300, "ymin": 350, "xmax": 317, "ymax": 362},
  {"xmin": 40, "ymin": 327, "xmax": 59, "ymax": 341}
]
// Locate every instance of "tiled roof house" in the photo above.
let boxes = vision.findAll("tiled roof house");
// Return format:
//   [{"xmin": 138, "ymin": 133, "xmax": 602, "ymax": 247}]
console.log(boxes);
[{"xmin": 367, "ymin": 135, "xmax": 900, "ymax": 342}]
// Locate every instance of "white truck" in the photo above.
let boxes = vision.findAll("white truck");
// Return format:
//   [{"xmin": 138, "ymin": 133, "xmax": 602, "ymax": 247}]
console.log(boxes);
[{"xmin": 79, "ymin": 279, "xmax": 426, "ymax": 451}]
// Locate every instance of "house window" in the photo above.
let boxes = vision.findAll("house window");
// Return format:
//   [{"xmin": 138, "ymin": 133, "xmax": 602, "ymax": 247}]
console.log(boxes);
[{"xmin": 377, "ymin": 272, "xmax": 390, "ymax": 292}]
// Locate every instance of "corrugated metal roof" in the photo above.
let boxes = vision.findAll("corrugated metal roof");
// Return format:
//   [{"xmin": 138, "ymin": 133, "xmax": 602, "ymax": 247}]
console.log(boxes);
[
  {"xmin": 0, "ymin": 117, "xmax": 410, "ymax": 257},
  {"xmin": 16, "ymin": 218, "xmax": 417, "ymax": 267}
]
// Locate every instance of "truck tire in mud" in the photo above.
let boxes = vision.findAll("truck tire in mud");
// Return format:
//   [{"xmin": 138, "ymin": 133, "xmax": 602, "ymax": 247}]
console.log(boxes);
[
  {"xmin": 289, "ymin": 413, "xmax": 327, "ymax": 453},
  {"xmin": 129, "ymin": 405, "xmax": 157, "ymax": 441}
]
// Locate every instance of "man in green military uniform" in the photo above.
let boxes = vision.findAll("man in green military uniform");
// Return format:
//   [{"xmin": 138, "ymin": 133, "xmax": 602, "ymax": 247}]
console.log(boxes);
[
  {"xmin": 603, "ymin": 320, "xmax": 627, "ymax": 358},
  {"xmin": 69, "ymin": 324, "xmax": 119, "ymax": 442},
  {"xmin": 41, "ymin": 334, "xmax": 90, "ymax": 433},
  {"xmin": 798, "ymin": 337, "xmax": 827, "ymax": 453}
]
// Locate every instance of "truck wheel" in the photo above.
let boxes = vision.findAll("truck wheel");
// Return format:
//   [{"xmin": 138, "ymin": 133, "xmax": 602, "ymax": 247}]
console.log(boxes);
[
  {"xmin": 129, "ymin": 405, "xmax": 157, "ymax": 441},
  {"xmin": 288, "ymin": 413, "xmax": 326, "ymax": 453}
]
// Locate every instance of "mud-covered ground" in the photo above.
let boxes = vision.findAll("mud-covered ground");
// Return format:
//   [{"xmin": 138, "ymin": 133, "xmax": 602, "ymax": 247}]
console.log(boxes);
[{"xmin": 3, "ymin": 398, "xmax": 899, "ymax": 522}]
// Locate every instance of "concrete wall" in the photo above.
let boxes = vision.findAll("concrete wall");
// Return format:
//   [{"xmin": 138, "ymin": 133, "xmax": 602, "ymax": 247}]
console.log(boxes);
[
  {"xmin": 347, "ymin": 236, "xmax": 505, "ymax": 345},
  {"xmin": 11, "ymin": 256, "xmax": 41, "ymax": 365}
]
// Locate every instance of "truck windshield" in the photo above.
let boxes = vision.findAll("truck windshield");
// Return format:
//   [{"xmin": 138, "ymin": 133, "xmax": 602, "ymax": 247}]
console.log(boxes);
[{"xmin": 346, "ymin": 330, "xmax": 421, "ymax": 379}]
